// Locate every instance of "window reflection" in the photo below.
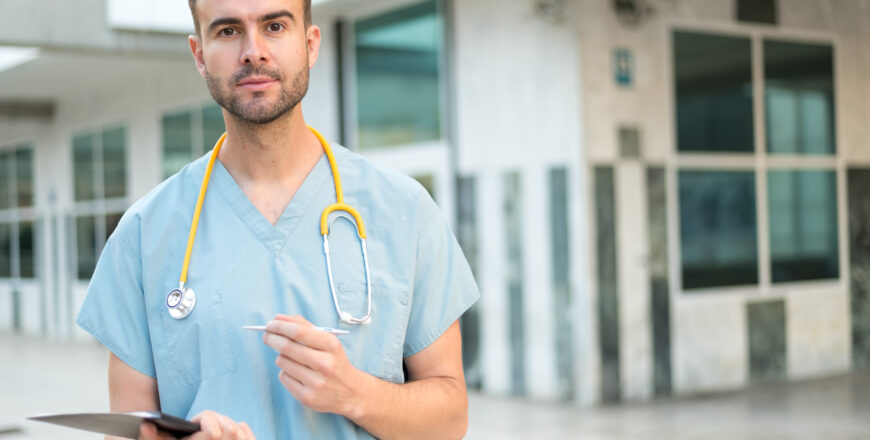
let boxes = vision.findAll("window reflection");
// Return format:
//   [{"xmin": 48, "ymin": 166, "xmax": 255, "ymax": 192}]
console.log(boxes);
[
  {"xmin": 162, "ymin": 111, "xmax": 193, "ymax": 178},
  {"xmin": 0, "ymin": 222, "xmax": 10, "ymax": 278},
  {"xmin": 18, "ymin": 221, "xmax": 34, "ymax": 279},
  {"xmin": 202, "ymin": 104, "xmax": 225, "ymax": 152},
  {"xmin": 355, "ymin": 0, "xmax": 442, "ymax": 149},
  {"xmin": 15, "ymin": 149, "xmax": 32, "ymax": 207},
  {"xmin": 76, "ymin": 215, "xmax": 97, "ymax": 280},
  {"xmin": 0, "ymin": 153, "xmax": 10, "ymax": 210},
  {"xmin": 103, "ymin": 126, "xmax": 127, "ymax": 199},
  {"xmin": 674, "ymin": 31, "xmax": 754, "ymax": 153},
  {"xmin": 73, "ymin": 134, "xmax": 95, "ymax": 202},
  {"xmin": 765, "ymin": 40, "xmax": 835, "ymax": 155},
  {"xmin": 768, "ymin": 170, "xmax": 838, "ymax": 282},
  {"xmin": 162, "ymin": 104, "xmax": 225, "ymax": 178},
  {"xmin": 679, "ymin": 171, "xmax": 758, "ymax": 289}
]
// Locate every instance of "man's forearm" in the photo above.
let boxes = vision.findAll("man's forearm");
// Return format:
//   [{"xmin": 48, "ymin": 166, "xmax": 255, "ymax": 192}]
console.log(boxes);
[{"xmin": 346, "ymin": 372, "xmax": 468, "ymax": 440}]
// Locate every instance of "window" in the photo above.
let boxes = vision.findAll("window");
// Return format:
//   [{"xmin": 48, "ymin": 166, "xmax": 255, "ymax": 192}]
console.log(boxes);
[
  {"xmin": 0, "ymin": 146, "xmax": 35, "ymax": 279},
  {"xmin": 679, "ymin": 171, "xmax": 758, "ymax": 289},
  {"xmin": 674, "ymin": 31, "xmax": 753, "ymax": 153},
  {"xmin": 765, "ymin": 40, "xmax": 835, "ymax": 155},
  {"xmin": 353, "ymin": 0, "xmax": 444, "ymax": 150},
  {"xmin": 673, "ymin": 31, "xmax": 837, "ymax": 290},
  {"xmin": 72, "ymin": 125, "xmax": 128, "ymax": 279},
  {"xmin": 162, "ymin": 104, "xmax": 225, "ymax": 178},
  {"xmin": 768, "ymin": 170, "xmax": 838, "ymax": 282}
]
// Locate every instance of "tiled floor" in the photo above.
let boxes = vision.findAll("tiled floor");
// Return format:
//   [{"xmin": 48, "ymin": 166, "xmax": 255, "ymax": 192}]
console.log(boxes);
[{"xmin": 2, "ymin": 333, "xmax": 869, "ymax": 439}]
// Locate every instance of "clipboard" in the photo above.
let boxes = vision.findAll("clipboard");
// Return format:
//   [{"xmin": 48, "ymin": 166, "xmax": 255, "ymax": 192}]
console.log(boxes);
[{"xmin": 28, "ymin": 411, "xmax": 199, "ymax": 439}]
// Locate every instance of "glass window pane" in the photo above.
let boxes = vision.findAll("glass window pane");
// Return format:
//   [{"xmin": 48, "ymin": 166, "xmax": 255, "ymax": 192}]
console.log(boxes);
[
  {"xmin": 73, "ymin": 133, "xmax": 96, "ymax": 201},
  {"xmin": 105, "ymin": 212, "xmax": 123, "ymax": 242},
  {"xmin": 76, "ymin": 215, "xmax": 97, "ymax": 280},
  {"xmin": 102, "ymin": 126, "xmax": 127, "ymax": 199},
  {"xmin": 769, "ymin": 170, "xmax": 838, "ymax": 282},
  {"xmin": 19, "ymin": 220, "xmax": 34, "ymax": 278},
  {"xmin": 15, "ymin": 148, "xmax": 33, "ymax": 208},
  {"xmin": 674, "ymin": 32, "xmax": 754, "ymax": 152},
  {"xmin": 355, "ymin": 0, "xmax": 442, "ymax": 149},
  {"xmin": 162, "ymin": 111, "xmax": 193, "ymax": 178},
  {"xmin": 765, "ymin": 40, "xmax": 835, "ymax": 155},
  {"xmin": 202, "ymin": 104, "xmax": 226, "ymax": 153},
  {"xmin": 0, "ymin": 153, "xmax": 10, "ymax": 210},
  {"xmin": 679, "ymin": 170, "xmax": 758, "ymax": 289},
  {"xmin": 0, "ymin": 222, "xmax": 10, "ymax": 277}
]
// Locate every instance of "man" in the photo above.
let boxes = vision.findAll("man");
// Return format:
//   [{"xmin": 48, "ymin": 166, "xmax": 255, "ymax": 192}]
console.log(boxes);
[{"xmin": 75, "ymin": 0, "xmax": 479, "ymax": 438}]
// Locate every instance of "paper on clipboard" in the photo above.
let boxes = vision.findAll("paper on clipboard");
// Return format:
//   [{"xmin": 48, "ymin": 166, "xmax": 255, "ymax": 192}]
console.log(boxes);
[{"xmin": 28, "ymin": 411, "xmax": 199, "ymax": 439}]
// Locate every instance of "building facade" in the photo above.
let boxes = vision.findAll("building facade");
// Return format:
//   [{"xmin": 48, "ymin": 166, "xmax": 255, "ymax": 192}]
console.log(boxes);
[{"xmin": 0, "ymin": 0, "xmax": 868, "ymax": 405}]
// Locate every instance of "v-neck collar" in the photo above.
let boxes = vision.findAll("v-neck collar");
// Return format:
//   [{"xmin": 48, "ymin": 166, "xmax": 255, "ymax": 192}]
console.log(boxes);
[{"xmin": 209, "ymin": 148, "xmax": 340, "ymax": 256}]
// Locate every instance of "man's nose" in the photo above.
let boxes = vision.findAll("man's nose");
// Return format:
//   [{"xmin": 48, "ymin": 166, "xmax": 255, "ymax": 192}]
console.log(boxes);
[{"xmin": 240, "ymin": 32, "xmax": 269, "ymax": 65}]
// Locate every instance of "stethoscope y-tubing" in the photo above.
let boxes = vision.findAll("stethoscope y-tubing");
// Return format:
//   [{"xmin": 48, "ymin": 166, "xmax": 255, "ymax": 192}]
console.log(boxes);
[{"xmin": 171, "ymin": 126, "xmax": 372, "ymax": 324}]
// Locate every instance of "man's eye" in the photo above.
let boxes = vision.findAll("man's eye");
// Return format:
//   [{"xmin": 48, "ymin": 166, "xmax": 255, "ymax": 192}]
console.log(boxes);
[
  {"xmin": 268, "ymin": 23, "xmax": 284, "ymax": 32},
  {"xmin": 220, "ymin": 28, "xmax": 236, "ymax": 37}
]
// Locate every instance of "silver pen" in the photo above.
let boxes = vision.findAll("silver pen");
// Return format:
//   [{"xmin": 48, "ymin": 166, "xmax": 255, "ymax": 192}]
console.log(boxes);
[{"xmin": 242, "ymin": 325, "xmax": 349, "ymax": 335}]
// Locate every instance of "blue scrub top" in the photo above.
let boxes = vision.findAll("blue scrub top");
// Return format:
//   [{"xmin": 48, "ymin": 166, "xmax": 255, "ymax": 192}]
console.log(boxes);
[{"xmin": 76, "ymin": 143, "xmax": 480, "ymax": 439}]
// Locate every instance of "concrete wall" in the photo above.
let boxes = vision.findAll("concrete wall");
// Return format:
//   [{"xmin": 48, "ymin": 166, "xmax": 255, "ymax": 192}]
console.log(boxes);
[{"xmin": 576, "ymin": 0, "xmax": 866, "ymax": 399}]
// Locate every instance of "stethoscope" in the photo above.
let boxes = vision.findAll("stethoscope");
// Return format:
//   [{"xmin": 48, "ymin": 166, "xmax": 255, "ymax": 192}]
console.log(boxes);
[{"xmin": 166, "ymin": 126, "xmax": 373, "ymax": 325}]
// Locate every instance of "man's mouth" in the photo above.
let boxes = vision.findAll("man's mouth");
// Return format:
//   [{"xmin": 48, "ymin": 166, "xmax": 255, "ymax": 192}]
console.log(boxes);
[{"xmin": 237, "ymin": 76, "xmax": 277, "ymax": 91}]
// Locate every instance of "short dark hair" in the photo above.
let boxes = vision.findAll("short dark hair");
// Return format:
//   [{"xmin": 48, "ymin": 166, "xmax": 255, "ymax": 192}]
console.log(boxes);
[{"xmin": 188, "ymin": 0, "xmax": 312, "ymax": 35}]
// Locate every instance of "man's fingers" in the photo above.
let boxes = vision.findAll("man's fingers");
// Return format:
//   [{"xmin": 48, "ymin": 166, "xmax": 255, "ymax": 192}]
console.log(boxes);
[
  {"xmin": 190, "ymin": 410, "xmax": 222, "ymax": 438},
  {"xmin": 266, "ymin": 319, "xmax": 337, "ymax": 351},
  {"xmin": 278, "ymin": 370, "xmax": 311, "ymax": 404},
  {"xmin": 276, "ymin": 354, "xmax": 321, "ymax": 386},
  {"xmin": 238, "ymin": 422, "xmax": 255, "ymax": 439}
]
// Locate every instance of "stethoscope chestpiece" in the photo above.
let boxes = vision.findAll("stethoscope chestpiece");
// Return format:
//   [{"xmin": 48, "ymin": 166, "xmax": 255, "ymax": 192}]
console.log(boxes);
[{"xmin": 166, "ymin": 287, "xmax": 196, "ymax": 319}]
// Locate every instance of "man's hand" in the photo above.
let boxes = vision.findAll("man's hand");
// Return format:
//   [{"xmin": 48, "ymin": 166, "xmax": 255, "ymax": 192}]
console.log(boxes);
[
  {"xmin": 262, "ymin": 315, "xmax": 364, "ymax": 418},
  {"xmin": 138, "ymin": 410, "xmax": 255, "ymax": 440}
]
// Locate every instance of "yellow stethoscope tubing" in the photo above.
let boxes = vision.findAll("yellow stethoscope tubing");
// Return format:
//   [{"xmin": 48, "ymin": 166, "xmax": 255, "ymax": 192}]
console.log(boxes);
[
  {"xmin": 311, "ymin": 126, "xmax": 366, "ymax": 239},
  {"xmin": 176, "ymin": 126, "xmax": 372, "ymax": 325},
  {"xmin": 309, "ymin": 126, "xmax": 372, "ymax": 324},
  {"xmin": 178, "ymin": 132, "xmax": 226, "ymax": 289}
]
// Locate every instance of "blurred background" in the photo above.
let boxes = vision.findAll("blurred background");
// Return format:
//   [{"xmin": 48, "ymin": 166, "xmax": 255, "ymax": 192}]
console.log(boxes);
[{"xmin": 1, "ymin": 0, "xmax": 869, "ymax": 438}]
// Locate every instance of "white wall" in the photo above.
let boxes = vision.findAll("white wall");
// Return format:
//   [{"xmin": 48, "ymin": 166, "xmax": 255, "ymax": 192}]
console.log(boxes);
[
  {"xmin": 577, "ymin": 0, "xmax": 867, "ymax": 399},
  {"xmin": 452, "ymin": 0, "xmax": 588, "ymax": 400}
]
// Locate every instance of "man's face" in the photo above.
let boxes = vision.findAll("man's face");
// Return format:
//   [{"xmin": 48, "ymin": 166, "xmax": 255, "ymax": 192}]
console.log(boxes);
[{"xmin": 190, "ymin": 0, "xmax": 319, "ymax": 125}]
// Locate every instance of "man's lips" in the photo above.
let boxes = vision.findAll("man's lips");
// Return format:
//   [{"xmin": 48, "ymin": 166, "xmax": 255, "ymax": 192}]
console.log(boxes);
[{"xmin": 237, "ymin": 77, "xmax": 277, "ymax": 91}]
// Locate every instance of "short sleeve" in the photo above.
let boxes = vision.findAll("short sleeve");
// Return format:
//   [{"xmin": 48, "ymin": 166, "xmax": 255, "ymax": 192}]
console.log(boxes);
[
  {"xmin": 76, "ymin": 230, "xmax": 156, "ymax": 378},
  {"xmin": 403, "ymin": 197, "xmax": 480, "ymax": 357}
]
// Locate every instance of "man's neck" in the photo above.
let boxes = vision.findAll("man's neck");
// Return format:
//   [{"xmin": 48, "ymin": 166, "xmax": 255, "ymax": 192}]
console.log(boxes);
[
  {"xmin": 218, "ymin": 106, "xmax": 322, "ymax": 184},
  {"xmin": 216, "ymin": 106, "xmax": 325, "ymax": 225}
]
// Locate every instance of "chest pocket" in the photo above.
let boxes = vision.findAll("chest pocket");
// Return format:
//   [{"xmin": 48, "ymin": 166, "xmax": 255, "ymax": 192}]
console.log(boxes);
[
  {"xmin": 158, "ymin": 288, "xmax": 238, "ymax": 385},
  {"xmin": 338, "ymin": 281, "xmax": 410, "ymax": 383}
]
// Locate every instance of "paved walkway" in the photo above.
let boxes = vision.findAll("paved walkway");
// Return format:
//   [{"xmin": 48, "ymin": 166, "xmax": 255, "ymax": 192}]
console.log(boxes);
[{"xmin": 2, "ymin": 333, "xmax": 869, "ymax": 439}]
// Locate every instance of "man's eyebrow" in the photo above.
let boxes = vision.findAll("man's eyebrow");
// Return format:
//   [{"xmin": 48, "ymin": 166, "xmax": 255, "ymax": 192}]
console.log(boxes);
[
  {"xmin": 207, "ymin": 17, "xmax": 242, "ymax": 34},
  {"xmin": 260, "ymin": 10, "xmax": 295, "ymax": 23}
]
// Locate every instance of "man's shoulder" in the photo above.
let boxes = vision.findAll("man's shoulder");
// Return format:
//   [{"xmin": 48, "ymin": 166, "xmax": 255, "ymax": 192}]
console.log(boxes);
[
  {"xmin": 334, "ymin": 145, "xmax": 436, "ymax": 211},
  {"xmin": 111, "ymin": 155, "xmax": 208, "ymax": 245}
]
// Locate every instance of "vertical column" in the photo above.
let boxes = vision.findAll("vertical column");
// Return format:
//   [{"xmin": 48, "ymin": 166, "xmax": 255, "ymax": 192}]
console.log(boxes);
[
  {"xmin": 478, "ymin": 170, "xmax": 511, "ymax": 394},
  {"xmin": 550, "ymin": 167, "xmax": 574, "ymax": 399},
  {"xmin": 594, "ymin": 166, "xmax": 620, "ymax": 402},
  {"xmin": 456, "ymin": 175, "xmax": 482, "ymax": 388},
  {"xmin": 647, "ymin": 167, "xmax": 671, "ymax": 396},
  {"xmin": 847, "ymin": 168, "xmax": 870, "ymax": 366},
  {"xmin": 503, "ymin": 171, "xmax": 525, "ymax": 395},
  {"xmin": 616, "ymin": 161, "xmax": 652, "ymax": 400},
  {"xmin": 522, "ymin": 167, "xmax": 557, "ymax": 399}
]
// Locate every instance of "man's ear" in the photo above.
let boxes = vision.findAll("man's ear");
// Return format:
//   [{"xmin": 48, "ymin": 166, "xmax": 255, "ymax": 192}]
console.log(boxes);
[
  {"xmin": 189, "ymin": 35, "xmax": 207, "ymax": 78},
  {"xmin": 306, "ymin": 25, "xmax": 321, "ymax": 69}
]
